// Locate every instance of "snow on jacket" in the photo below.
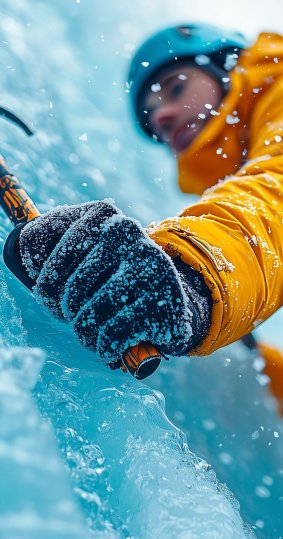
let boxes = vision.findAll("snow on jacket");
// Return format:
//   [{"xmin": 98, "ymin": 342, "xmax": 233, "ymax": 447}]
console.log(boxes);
[{"xmin": 148, "ymin": 32, "xmax": 283, "ymax": 357}]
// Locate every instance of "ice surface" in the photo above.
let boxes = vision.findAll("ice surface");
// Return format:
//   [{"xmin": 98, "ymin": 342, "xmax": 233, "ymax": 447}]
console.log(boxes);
[
  {"xmin": 0, "ymin": 0, "xmax": 282, "ymax": 538},
  {"xmin": 0, "ymin": 271, "xmax": 26, "ymax": 347},
  {"xmin": 35, "ymin": 360, "xmax": 254, "ymax": 538},
  {"xmin": 148, "ymin": 343, "xmax": 283, "ymax": 538},
  {"xmin": 0, "ymin": 270, "xmax": 254, "ymax": 538},
  {"xmin": 0, "ymin": 346, "xmax": 89, "ymax": 539}
]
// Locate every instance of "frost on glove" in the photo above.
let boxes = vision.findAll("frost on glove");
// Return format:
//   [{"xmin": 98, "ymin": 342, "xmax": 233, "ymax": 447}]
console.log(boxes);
[
  {"xmin": 19, "ymin": 200, "xmax": 212, "ymax": 369},
  {"xmin": 19, "ymin": 200, "xmax": 120, "ymax": 312}
]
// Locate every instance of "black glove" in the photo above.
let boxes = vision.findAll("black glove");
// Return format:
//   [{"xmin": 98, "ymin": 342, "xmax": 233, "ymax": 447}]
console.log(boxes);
[
  {"xmin": 19, "ymin": 200, "xmax": 120, "ymax": 310},
  {"xmin": 19, "ymin": 200, "xmax": 211, "ymax": 370}
]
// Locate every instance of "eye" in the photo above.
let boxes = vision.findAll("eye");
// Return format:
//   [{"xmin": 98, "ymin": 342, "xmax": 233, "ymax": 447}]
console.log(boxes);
[{"xmin": 170, "ymin": 81, "xmax": 185, "ymax": 98}]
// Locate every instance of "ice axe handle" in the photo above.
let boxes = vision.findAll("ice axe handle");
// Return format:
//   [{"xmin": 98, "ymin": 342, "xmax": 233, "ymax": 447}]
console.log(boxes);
[
  {"xmin": 0, "ymin": 160, "xmax": 40, "ymax": 225},
  {"xmin": 0, "ymin": 160, "xmax": 162, "ymax": 378}
]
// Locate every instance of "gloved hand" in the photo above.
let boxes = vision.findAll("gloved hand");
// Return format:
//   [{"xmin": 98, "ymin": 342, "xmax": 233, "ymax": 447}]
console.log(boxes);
[{"xmin": 19, "ymin": 200, "xmax": 210, "ymax": 368}]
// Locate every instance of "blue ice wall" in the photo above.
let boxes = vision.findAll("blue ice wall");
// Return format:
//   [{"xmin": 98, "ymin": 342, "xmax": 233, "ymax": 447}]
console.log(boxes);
[
  {"xmin": 0, "ymin": 267, "xmax": 256, "ymax": 538},
  {"xmin": 0, "ymin": 1, "xmax": 282, "ymax": 538}
]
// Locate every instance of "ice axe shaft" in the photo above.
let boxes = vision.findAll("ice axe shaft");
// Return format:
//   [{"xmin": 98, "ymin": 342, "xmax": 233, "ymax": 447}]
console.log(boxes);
[
  {"xmin": 0, "ymin": 158, "xmax": 162, "ymax": 378},
  {"xmin": 0, "ymin": 106, "xmax": 34, "ymax": 137},
  {"xmin": 0, "ymin": 159, "xmax": 39, "ymax": 224}
]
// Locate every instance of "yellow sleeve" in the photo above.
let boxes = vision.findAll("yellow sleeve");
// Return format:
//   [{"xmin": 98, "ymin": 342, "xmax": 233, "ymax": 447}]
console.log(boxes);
[{"xmin": 148, "ymin": 78, "xmax": 283, "ymax": 356}]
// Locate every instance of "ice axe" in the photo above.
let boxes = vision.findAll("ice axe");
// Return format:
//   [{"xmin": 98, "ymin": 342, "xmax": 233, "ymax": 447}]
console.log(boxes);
[{"xmin": 0, "ymin": 110, "xmax": 162, "ymax": 379}]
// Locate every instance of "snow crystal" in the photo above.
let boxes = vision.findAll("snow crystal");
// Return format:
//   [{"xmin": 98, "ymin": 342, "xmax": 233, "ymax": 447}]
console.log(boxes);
[
  {"xmin": 256, "ymin": 373, "xmax": 270, "ymax": 386},
  {"xmin": 125, "ymin": 80, "xmax": 133, "ymax": 93},
  {"xmin": 79, "ymin": 133, "xmax": 88, "ymax": 141},
  {"xmin": 226, "ymin": 114, "xmax": 240, "ymax": 125},
  {"xmin": 224, "ymin": 53, "xmax": 238, "ymax": 70},
  {"xmin": 252, "ymin": 357, "xmax": 265, "ymax": 372},
  {"xmin": 219, "ymin": 452, "xmax": 233, "ymax": 465},
  {"xmin": 255, "ymin": 485, "xmax": 271, "ymax": 498},
  {"xmin": 151, "ymin": 83, "xmax": 161, "ymax": 93},
  {"xmin": 262, "ymin": 475, "xmax": 274, "ymax": 486},
  {"xmin": 255, "ymin": 520, "xmax": 265, "ymax": 529},
  {"xmin": 194, "ymin": 54, "xmax": 210, "ymax": 66},
  {"xmin": 202, "ymin": 419, "xmax": 216, "ymax": 431}
]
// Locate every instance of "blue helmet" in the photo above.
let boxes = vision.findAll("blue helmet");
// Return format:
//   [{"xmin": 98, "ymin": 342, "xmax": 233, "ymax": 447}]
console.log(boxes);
[{"xmin": 127, "ymin": 23, "xmax": 249, "ymax": 138}]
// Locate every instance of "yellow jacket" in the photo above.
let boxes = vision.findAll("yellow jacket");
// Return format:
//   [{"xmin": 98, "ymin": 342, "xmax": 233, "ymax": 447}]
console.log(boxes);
[{"xmin": 149, "ymin": 32, "xmax": 283, "ymax": 357}]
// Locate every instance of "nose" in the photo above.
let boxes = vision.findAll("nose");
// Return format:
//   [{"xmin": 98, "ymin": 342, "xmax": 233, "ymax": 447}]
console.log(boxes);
[{"xmin": 150, "ymin": 105, "xmax": 177, "ymax": 140}]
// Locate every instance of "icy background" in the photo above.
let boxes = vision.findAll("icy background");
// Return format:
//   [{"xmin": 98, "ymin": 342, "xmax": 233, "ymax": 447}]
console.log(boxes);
[{"xmin": 0, "ymin": 0, "xmax": 283, "ymax": 537}]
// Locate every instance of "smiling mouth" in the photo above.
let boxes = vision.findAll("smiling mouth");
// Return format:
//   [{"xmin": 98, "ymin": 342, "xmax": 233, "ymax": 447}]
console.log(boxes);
[{"xmin": 172, "ymin": 123, "xmax": 202, "ymax": 153}]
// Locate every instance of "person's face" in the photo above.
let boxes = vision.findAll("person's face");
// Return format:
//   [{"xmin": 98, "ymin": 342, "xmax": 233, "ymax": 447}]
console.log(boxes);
[{"xmin": 143, "ymin": 64, "xmax": 224, "ymax": 154}]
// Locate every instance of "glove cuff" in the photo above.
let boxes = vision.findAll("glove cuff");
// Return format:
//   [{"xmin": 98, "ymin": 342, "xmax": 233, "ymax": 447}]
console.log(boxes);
[{"xmin": 172, "ymin": 257, "xmax": 212, "ymax": 354}]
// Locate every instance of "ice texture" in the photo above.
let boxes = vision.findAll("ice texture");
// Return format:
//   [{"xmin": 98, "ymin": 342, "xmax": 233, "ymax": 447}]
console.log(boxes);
[
  {"xmin": 35, "ymin": 360, "xmax": 254, "ymax": 539},
  {"xmin": 0, "ymin": 0, "xmax": 282, "ymax": 538},
  {"xmin": 0, "ymin": 346, "xmax": 89, "ymax": 539},
  {"xmin": 148, "ymin": 342, "xmax": 283, "ymax": 538},
  {"xmin": 0, "ymin": 271, "xmax": 26, "ymax": 347},
  {"xmin": 0, "ymin": 272, "xmax": 254, "ymax": 538}
]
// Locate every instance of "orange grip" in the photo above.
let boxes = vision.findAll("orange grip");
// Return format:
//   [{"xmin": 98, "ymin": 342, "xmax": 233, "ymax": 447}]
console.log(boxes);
[
  {"xmin": 122, "ymin": 342, "xmax": 162, "ymax": 378},
  {"xmin": 0, "ymin": 158, "xmax": 40, "ymax": 225}
]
